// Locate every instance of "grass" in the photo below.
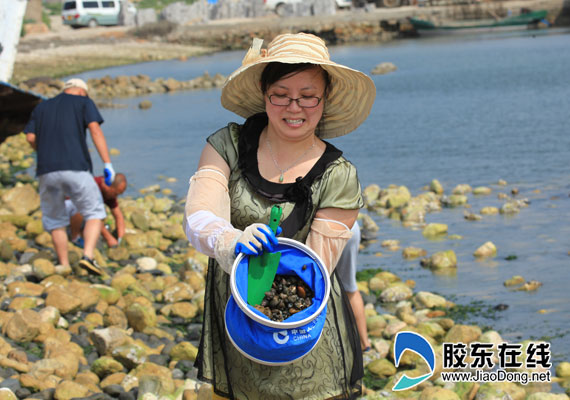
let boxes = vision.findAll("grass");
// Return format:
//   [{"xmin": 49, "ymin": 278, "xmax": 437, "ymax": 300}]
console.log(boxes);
[
  {"xmin": 137, "ymin": 0, "xmax": 197, "ymax": 11},
  {"xmin": 44, "ymin": 2, "xmax": 62, "ymax": 15},
  {"xmin": 435, "ymin": 299, "xmax": 500, "ymax": 323},
  {"xmin": 356, "ymin": 267, "xmax": 384, "ymax": 282}
]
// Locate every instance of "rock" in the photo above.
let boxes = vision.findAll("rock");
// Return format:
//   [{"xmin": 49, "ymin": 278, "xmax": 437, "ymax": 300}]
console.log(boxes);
[
  {"xmin": 168, "ymin": 302, "xmax": 198, "ymax": 319},
  {"xmin": 422, "ymin": 223, "xmax": 448, "ymax": 238},
  {"xmin": 0, "ymin": 388, "xmax": 18, "ymax": 400},
  {"xmin": 367, "ymin": 358, "xmax": 396, "ymax": 377},
  {"xmin": 5, "ymin": 309, "xmax": 41, "ymax": 342},
  {"xmin": 383, "ymin": 320, "xmax": 407, "ymax": 338},
  {"xmin": 363, "ymin": 184, "xmax": 381, "ymax": 207},
  {"xmin": 54, "ymin": 380, "xmax": 90, "ymax": 400},
  {"xmin": 131, "ymin": 363, "xmax": 175, "ymax": 396},
  {"xmin": 163, "ymin": 282, "xmax": 194, "ymax": 303},
  {"xmin": 444, "ymin": 324, "xmax": 481, "ymax": 344},
  {"xmin": 0, "ymin": 241, "xmax": 13, "ymax": 261},
  {"xmin": 161, "ymin": 223, "xmax": 185, "ymax": 240},
  {"xmin": 371, "ymin": 62, "xmax": 397, "ymax": 75},
  {"xmin": 444, "ymin": 194, "xmax": 468, "ymax": 207},
  {"xmin": 472, "ymin": 186, "xmax": 492, "ymax": 195},
  {"xmin": 381, "ymin": 239, "xmax": 400, "ymax": 249},
  {"xmin": 380, "ymin": 283, "xmax": 413, "ymax": 303},
  {"xmin": 107, "ymin": 246, "xmax": 130, "ymax": 261},
  {"xmin": 419, "ymin": 387, "xmax": 460, "ymax": 400},
  {"xmin": 103, "ymin": 306, "xmax": 129, "ymax": 329},
  {"xmin": 91, "ymin": 356, "xmax": 125, "ymax": 379},
  {"xmin": 500, "ymin": 202, "xmax": 520, "ymax": 214},
  {"xmin": 136, "ymin": 257, "xmax": 157, "ymax": 272},
  {"xmin": 366, "ymin": 315, "xmax": 387, "ymax": 337},
  {"xmin": 526, "ymin": 394, "xmax": 569, "ymax": 400},
  {"xmin": 415, "ymin": 291, "xmax": 447, "ymax": 309},
  {"xmin": 90, "ymin": 327, "xmax": 131, "ymax": 355},
  {"xmin": 45, "ymin": 287, "xmax": 82, "ymax": 314},
  {"xmin": 138, "ymin": 100, "xmax": 152, "ymax": 110},
  {"xmin": 464, "ymin": 211, "xmax": 482, "ymax": 221},
  {"xmin": 151, "ymin": 198, "xmax": 173, "ymax": 213},
  {"xmin": 556, "ymin": 362, "xmax": 570, "ymax": 378},
  {"xmin": 516, "ymin": 280, "xmax": 542, "ymax": 291},
  {"xmin": 402, "ymin": 247, "xmax": 427, "ymax": 260},
  {"xmin": 32, "ymin": 258, "xmax": 55, "ymax": 279},
  {"xmin": 112, "ymin": 343, "xmax": 147, "ymax": 369},
  {"xmin": 169, "ymin": 342, "xmax": 198, "ymax": 362},
  {"xmin": 452, "ymin": 184, "xmax": 472, "ymax": 195},
  {"xmin": 504, "ymin": 275, "xmax": 525, "ymax": 287},
  {"xmin": 430, "ymin": 179, "xmax": 444, "ymax": 195},
  {"xmin": 480, "ymin": 206, "xmax": 499, "ymax": 215},
  {"xmin": 7, "ymin": 281, "xmax": 44, "ymax": 297},
  {"xmin": 423, "ymin": 250, "xmax": 457, "ymax": 269},
  {"xmin": 1, "ymin": 184, "xmax": 40, "ymax": 215},
  {"xmin": 417, "ymin": 321, "xmax": 445, "ymax": 339},
  {"xmin": 473, "ymin": 241, "xmax": 497, "ymax": 258},
  {"xmin": 479, "ymin": 330, "xmax": 503, "ymax": 347},
  {"xmin": 25, "ymin": 219, "xmax": 44, "ymax": 236},
  {"xmin": 125, "ymin": 302, "xmax": 157, "ymax": 332},
  {"xmin": 91, "ymin": 284, "xmax": 121, "ymax": 305},
  {"xmin": 39, "ymin": 306, "xmax": 61, "ymax": 326}
]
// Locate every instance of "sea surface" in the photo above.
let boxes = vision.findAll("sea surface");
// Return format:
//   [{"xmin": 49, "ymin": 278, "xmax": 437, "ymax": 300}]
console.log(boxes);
[{"xmin": 71, "ymin": 28, "xmax": 570, "ymax": 372}]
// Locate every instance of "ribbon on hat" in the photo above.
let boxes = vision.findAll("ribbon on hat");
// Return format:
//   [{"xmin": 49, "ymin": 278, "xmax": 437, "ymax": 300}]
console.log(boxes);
[{"xmin": 242, "ymin": 38, "xmax": 267, "ymax": 66}]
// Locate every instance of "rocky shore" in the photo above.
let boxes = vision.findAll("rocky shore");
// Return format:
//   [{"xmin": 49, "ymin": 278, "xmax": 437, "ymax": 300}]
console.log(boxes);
[{"xmin": 1, "ymin": 132, "xmax": 569, "ymax": 400}]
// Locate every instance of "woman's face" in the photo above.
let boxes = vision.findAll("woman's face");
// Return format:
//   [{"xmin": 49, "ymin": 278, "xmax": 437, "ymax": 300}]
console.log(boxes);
[{"xmin": 264, "ymin": 66, "xmax": 326, "ymax": 141}]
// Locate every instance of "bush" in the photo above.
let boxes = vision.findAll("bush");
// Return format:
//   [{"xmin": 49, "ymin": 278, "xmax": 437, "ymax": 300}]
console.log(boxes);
[
  {"xmin": 138, "ymin": 0, "xmax": 196, "ymax": 11},
  {"xmin": 133, "ymin": 20, "xmax": 178, "ymax": 39}
]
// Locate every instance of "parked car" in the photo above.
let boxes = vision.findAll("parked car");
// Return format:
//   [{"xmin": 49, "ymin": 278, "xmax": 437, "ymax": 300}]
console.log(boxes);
[
  {"xmin": 264, "ymin": 0, "xmax": 352, "ymax": 16},
  {"xmin": 61, "ymin": 0, "xmax": 136, "ymax": 28}
]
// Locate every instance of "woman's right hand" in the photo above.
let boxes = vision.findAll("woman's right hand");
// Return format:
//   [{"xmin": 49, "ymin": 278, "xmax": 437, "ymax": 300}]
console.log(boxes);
[{"xmin": 234, "ymin": 224, "xmax": 282, "ymax": 256}]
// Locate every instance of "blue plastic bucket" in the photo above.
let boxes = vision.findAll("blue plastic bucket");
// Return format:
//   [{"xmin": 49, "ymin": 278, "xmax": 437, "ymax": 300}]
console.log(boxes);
[{"xmin": 225, "ymin": 238, "xmax": 330, "ymax": 365}]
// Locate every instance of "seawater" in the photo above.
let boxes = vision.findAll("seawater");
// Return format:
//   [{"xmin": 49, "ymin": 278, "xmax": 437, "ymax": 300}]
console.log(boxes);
[{"xmin": 72, "ymin": 29, "xmax": 570, "ymax": 367}]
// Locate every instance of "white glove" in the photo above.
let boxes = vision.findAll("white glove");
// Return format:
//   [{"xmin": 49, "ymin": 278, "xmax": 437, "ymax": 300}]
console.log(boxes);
[
  {"xmin": 234, "ymin": 223, "xmax": 280, "ymax": 256},
  {"xmin": 104, "ymin": 163, "xmax": 115, "ymax": 185}
]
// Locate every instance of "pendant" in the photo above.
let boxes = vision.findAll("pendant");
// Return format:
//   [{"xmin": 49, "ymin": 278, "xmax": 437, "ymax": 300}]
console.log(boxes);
[{"xmin": 279, "ymin": 173, "xmax": 284, "ymax": 182}]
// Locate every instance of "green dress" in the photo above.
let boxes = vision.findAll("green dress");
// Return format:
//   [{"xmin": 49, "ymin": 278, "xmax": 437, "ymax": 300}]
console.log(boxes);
[{"xmin": 194, "ymin": 117, "xmax": 364, "ymax": 400}]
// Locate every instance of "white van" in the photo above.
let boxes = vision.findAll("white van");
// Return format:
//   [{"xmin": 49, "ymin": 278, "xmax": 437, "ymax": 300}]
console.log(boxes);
[{"xmin": 61, "ymin": 0, "xmax": 135, "ymax": 28}]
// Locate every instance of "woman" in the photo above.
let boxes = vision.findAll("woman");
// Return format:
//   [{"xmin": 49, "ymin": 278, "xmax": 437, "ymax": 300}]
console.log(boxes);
[{"xmin": 184, "ymin": 33, "xmax": 375, "ymax": 399}]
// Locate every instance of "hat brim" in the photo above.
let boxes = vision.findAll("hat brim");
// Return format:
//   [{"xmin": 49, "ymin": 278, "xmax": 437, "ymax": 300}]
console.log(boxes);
[{"xmin": 221, "ymin": 55, "xmax": 376, "ymax": 139}]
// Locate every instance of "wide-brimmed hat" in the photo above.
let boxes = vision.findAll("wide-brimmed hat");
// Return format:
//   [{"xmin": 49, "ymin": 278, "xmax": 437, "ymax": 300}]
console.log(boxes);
[
  {"xmin": 63, "ymin": 78, "xmax": 89, "ymax": 93},
  {"xmin": 221, "ymin": 33, "xmax": 376, "ymax": 139}
]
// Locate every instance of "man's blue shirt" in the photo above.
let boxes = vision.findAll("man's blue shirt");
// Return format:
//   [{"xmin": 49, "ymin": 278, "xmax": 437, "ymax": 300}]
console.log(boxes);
[{"xmin": 24, "ymin": 92, "xmax": 103, "ymax": 176}]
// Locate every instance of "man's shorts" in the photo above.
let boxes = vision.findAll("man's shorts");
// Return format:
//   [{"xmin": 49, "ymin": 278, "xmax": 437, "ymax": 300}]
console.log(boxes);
[
  {"xmin": 39, "ymin": 170, "xmax": 106, "ymax": 232},
  {"xmin": 336, "ymin": 223, "xmax": 361, "ymax": 293}
]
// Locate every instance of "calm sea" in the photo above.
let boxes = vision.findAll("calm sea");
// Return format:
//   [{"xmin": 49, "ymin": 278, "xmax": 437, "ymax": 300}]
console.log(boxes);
[{"xmin": 72, "ymin": 28, "xmax": 570, "ymax": 370}]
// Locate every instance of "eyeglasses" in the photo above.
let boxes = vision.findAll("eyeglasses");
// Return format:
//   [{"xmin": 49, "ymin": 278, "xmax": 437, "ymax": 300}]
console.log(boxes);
[{"xmin": 268, "ymin": 94, "xmax": 322, "ymax": 108}]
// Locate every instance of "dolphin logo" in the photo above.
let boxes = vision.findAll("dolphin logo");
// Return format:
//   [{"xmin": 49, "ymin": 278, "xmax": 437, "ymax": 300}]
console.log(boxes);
[
  {"xmin": 393, "ymin": 331, "xmax": 435, "ymax": 391},
  {"xmin": 273, "ymin": 330, "xmax": 289, "ymax": 344}
]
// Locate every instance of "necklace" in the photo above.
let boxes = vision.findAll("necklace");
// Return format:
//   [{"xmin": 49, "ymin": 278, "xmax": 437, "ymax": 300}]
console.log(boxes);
[{"xmin": 266, "ymin": 136, "xmax": 316, "ymax": 182}]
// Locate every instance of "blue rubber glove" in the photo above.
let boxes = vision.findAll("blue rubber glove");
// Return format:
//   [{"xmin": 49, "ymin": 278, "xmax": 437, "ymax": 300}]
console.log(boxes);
[
  {"xmin": 104, "ymin": 163, "xmax": 115, "ymax": 185},
  {"xmin": 234, "ymin": 223, "xmax": 282, "ymax": 256}
]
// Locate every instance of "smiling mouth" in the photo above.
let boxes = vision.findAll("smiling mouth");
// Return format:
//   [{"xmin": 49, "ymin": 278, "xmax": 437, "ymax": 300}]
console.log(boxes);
[{"xmin": 284, "ymin": 118, "xmax": 304, "ymax": 124}]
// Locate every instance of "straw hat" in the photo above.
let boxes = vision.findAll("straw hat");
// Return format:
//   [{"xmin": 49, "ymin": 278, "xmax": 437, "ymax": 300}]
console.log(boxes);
[
  {"xmin": 221, "ymin": 33, "xmax": 376, "ymax": 139},
  {"xmin": 63, "ymin": 78, "xmax": 89, "ymax": 93}
]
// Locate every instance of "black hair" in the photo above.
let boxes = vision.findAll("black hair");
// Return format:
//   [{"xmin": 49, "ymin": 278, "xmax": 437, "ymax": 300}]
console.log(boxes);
[{"xmin": 260, "ymin": 62, "xmax": 331, "ymax": 97}]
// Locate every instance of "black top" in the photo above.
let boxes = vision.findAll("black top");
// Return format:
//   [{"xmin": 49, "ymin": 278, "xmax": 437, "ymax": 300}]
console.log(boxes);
[
  {"xmin": 237, "ymin": 113, "xmax": 343, "ymax": 237},
  {"xmin": 24, "ymin": 92, "xmax": 103, "ymax": 176}
]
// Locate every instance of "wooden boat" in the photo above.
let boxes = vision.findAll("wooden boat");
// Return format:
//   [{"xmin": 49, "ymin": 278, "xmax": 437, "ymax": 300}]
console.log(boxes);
[{"xmin": 409, "ymin": 9, "xmax": 548, "ymax": 32}]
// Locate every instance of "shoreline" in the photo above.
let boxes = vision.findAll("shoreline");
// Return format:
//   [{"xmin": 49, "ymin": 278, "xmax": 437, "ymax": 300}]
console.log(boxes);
[
  {"xmin": 13, "ymin": 0, "xmax": 566, "ymax": 85},
  {"xmin": 0, "ymin": 133, "xmax": 568, "ymax": 399}
]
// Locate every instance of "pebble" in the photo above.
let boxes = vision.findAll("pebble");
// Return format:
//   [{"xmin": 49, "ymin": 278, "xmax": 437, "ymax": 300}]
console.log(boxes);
[{"xmin": 254, "ymin": 274, "xmax": 314, "ymax": 322}]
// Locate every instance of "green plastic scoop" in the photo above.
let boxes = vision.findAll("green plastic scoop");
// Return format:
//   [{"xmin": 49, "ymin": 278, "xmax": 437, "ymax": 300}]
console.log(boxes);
[{"xmin": 247, "ymin": 205, "xmax": 282, "ymax": 306}]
